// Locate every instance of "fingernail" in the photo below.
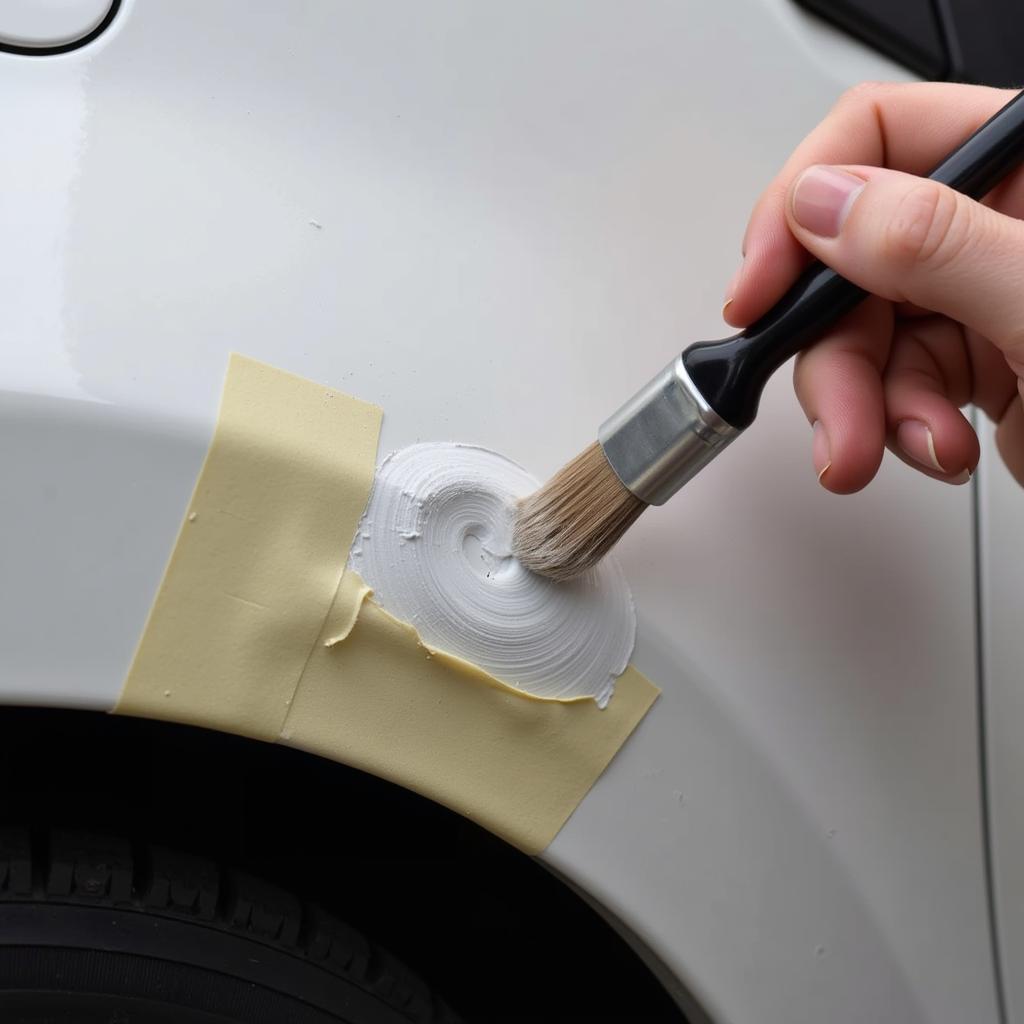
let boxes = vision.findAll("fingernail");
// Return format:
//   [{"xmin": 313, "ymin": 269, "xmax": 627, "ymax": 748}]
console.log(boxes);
[
  {"xmin": 948, "ymin": 469, "xmax": 972, "ymax": 485},
  {"xmin": 896, "ymin": 419, "xmax": 944, "ymax": 472},
  {"xmin": 722, "ymin": 260, "xmax": 744, "ymax": 312},
  {"xmin": 791, "ymin": 166, "xmax": 866, "ymax": 238},
  {"xmin": 812, "ymin": 420, "xmax": 831, "ymax": 481}
]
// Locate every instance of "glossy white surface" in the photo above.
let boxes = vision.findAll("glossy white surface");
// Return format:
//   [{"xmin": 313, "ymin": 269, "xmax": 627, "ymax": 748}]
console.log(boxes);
[
  {"xmin": 0, "ymin": 0, "xmax": 112, "ymax": 47},
  {"xmin": 0, "ymin": 2, "xmax": 1000, "ymax": 1022},
  {"xmin": 978, "ymin": 419, "xmax": 1022, "ymax": 1024}
]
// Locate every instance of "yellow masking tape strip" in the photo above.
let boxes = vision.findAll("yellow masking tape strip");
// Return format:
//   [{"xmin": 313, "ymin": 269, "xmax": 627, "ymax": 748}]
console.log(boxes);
[
  {"xmin": 281, "ymin": 570, "xmax": 658, "ymax": 854},
  {"xmin": 118, "ymin": 354, "xmax": 383, "ymax": 740},
  {"xmin": 116, "ymin": 355, "xmax": 658, "ymax": 853}
]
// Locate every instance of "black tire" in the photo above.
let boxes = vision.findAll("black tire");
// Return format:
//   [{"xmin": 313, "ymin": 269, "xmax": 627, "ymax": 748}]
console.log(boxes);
[{"xmin": 0, "ymin": 827, "xmax": 463, "ymax": 1024}]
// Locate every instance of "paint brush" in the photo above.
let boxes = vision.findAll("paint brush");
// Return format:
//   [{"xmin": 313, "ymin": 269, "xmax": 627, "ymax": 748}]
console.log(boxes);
[{"xmin": 513, "ymin": 89, "xmax": 1024, "ymax": 582}]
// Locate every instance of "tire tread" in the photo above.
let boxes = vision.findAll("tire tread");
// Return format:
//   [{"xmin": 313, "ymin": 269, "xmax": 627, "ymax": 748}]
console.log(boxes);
[{"xmin": 0, "ymin": 826, "xmax": 461, "ymax": 1024}]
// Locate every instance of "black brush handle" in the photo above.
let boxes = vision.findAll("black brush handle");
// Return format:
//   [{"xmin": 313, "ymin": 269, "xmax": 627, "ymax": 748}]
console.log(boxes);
[{"xmin": 683, "ymin": 89, "xmax": 1024, "ymax": 429}]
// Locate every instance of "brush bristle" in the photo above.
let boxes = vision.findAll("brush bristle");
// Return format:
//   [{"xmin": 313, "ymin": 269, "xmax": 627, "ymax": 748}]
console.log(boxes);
[{"xmin": 513, "ymin": 442, "xmax": 647, "ymax": 582}]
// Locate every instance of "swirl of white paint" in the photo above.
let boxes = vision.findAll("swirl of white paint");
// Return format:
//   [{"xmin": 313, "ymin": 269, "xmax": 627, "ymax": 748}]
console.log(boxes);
[{"xmin": 349, "ymin": 443, "xmax": 636, "ymax": 706}]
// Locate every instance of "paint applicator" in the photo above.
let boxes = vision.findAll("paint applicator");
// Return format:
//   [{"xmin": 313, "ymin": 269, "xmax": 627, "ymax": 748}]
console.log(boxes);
[{"xmin": 514, "ymin": 89, "xmax": 1024, "ymax": 582}]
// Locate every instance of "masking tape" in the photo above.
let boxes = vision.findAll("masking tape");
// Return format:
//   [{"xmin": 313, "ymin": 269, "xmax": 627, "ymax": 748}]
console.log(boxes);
[
  {"xmin": 280, "ymin": 569, "xmax": 658, "ymax": 853},
  {"xmin": 117, "ymin": 354, "xmax": 383, "ymax": 741},
  {"xmin": 116, "ymin": 354, "xmax": 659, "ymax": 853}
]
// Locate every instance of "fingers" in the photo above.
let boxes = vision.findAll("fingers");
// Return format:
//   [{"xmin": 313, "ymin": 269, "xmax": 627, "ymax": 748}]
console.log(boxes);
[
  {"xmin": 785, "ymin": 166, "xmax": 1024, "ymax": 365},
  {"xmin": 724, "ymin": 81, "xmax": 1014, "ymax": 327},
  {"xmin": 796, "ymin": 313, "xmax": 1014, "ymax": 489},
  {"xmin": 961, "ymin": 326, "xmax": 1020, "ymax": 422},
  {"xmin": 996, "ymin": 391, "xmax": 1024, "ymax": 486},
  {"xmin": 881, "ymin": 318, "xmax": 978, "ymax": 483},
  {"xmin": 727, "ymin": 81, "xmax": 1024, "ymax": 489},
  {"xmin": 792, "ymin": 297, "xmax": 891, "ymax": 493}
]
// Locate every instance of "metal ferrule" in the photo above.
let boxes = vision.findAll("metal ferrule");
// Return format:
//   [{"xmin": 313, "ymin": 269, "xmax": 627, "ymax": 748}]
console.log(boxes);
[{"xmin": 597, "ymin": 355, "xmax": 741, "ymax": 505}]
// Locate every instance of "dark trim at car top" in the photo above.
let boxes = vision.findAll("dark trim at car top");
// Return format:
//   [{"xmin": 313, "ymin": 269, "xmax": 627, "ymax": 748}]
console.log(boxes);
[{"xmin": 0, "ymin": 0, "xmax": 122, "ymax": 57}]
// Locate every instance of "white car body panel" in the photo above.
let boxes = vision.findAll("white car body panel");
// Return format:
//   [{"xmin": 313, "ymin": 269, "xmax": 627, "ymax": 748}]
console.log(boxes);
[{"xmin": 0, "ymin": 2, "xmax": 1005, "ymax": 1022}]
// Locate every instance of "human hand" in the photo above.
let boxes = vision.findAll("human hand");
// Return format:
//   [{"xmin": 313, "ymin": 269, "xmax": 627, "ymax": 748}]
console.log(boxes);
[{"xmin": 725, "ymin": 82, "xmax": 1024, "ymax": 490}]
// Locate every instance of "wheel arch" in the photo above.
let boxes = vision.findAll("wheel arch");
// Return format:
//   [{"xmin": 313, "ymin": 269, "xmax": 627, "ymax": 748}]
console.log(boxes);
[{"xmin": 0, "ymin": 705, "xmax": 694, "ymax": 1023}]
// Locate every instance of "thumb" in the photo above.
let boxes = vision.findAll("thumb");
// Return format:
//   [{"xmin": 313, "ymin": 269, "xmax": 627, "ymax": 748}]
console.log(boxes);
[{"xmin": 786, "ymin": 164, "xmax": 1024, "ymax": 363}]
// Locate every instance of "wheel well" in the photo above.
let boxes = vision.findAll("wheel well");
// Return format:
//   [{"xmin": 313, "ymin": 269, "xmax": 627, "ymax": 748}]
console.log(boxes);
[{"xmin": 0, "ymin": 707, "xmax": 687, "ymax": 1023}]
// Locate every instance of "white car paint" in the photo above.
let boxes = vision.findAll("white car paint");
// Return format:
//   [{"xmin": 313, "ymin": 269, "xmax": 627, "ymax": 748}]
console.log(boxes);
[{"xmin": 0, "ymin": 2, "xmax": 1005, "ymax": 1022}]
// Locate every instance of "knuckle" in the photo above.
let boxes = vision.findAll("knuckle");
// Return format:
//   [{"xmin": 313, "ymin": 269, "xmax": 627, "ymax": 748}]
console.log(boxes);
[
  {"xmin": 1000, "ymin": 328, "xmax": 1024, "ymax": 365},
  {"xmin": 838, "ymin": 81, "xmax": 881, "ymax": 104},
  {"xmin": 833, "ymin": 80, "xmax": 890, "ymax": 112},
  {"xmin": 882, "ymin": 183, "xmax": 971, "ymax": 271}
]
